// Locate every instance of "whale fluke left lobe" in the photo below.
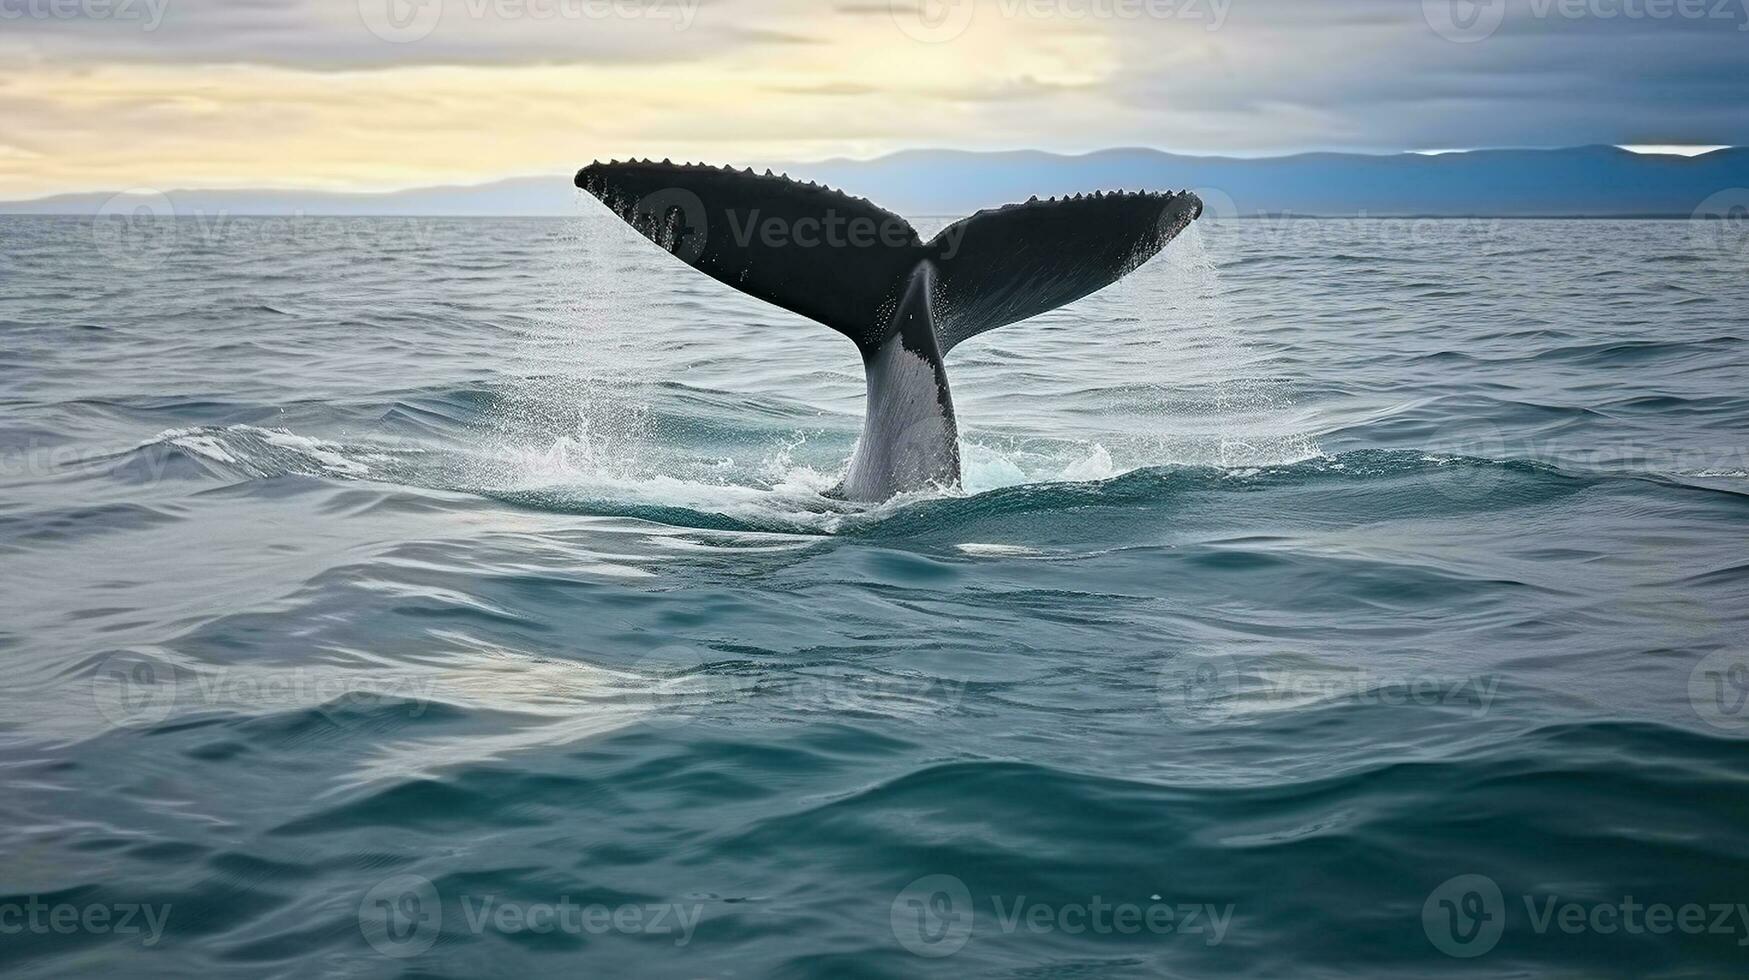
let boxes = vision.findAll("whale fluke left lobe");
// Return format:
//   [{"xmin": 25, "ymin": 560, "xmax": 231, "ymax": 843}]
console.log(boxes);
[{"xmin": 576, "ymin": 160, "xmax": 925, "ymax": 355}]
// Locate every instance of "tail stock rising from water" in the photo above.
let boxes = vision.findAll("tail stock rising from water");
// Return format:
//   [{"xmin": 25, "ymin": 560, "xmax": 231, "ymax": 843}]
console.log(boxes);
[{"xmin": 575, "ymin": 160, "xmax": 1202, "ymax": 502}]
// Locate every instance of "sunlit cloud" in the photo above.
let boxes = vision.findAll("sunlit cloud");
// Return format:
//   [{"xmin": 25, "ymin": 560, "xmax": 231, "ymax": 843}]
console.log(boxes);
[{"xmin": 0, "ymin": 0, "xmax": 1743, "ymax": 198}]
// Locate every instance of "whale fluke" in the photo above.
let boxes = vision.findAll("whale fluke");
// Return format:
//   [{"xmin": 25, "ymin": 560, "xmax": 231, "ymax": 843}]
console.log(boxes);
[
  {"xmin": 926, "ymin": 187, "xmax": 1203, "ymax": 354},
  {"xmin": 573, "ymin": 160, "xmax": 1202, "ymax": 500}
]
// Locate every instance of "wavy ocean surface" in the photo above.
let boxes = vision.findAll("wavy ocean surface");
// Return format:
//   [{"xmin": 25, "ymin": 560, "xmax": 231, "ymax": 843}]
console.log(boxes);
[{"xmin": 3, "ymin": 212, "xmax": 1748, "ymax": 978}]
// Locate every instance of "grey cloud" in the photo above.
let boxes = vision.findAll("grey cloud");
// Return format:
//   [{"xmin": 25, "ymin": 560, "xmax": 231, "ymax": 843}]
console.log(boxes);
[
  {"xmin": 1, "ymin": 0, "xmax": 1742, "ymax": 149},
  {"xmin": 1098, "ymin": 0, "xmax": 1749, "ymax": 150},
  {"xmin": 0, "ymin": 0, "xmax": 792, "ymax": 70}
]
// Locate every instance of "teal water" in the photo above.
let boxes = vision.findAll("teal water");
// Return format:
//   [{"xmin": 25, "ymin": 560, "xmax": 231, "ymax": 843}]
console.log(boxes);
[{"xmin": 2, "ymin": 213, "xmax": 1747, "ymax": 977}]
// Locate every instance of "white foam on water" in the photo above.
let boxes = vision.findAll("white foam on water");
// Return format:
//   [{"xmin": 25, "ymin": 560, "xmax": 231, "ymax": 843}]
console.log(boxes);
[
  {"xmin": 134, "ymin": 214, "xmax": 1325, "ymax": 529},
  {"xmin": 146, "ymin": 425, "xmax": 378, "ymax": 476},
  {"xmin": 958, "ymin": 440, "xmax": 1134, "ymax": 493},
  {"xmin": 1060, "ymin": 443, "xmax": 1117, "ymax": 482},
  {"xmin": 955, "ymin": 542, "xmax": 1046, "ymax": 557},
  {"xmin": 169, "ymin": 433, "xmax": 238, "ymax": 464},
  {"xmin": 258, "ymin": 429, "xmax": 370, "ymax": 476},
  {"xmin": 959, "ymin": 441, "xmax": 1029, "ymax": 493}
]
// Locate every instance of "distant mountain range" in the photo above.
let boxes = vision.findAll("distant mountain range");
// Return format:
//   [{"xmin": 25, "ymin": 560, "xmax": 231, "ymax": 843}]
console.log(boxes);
[{"xmin": 5, "ymin": 146, "xmax": 1745, "ymax": 218}]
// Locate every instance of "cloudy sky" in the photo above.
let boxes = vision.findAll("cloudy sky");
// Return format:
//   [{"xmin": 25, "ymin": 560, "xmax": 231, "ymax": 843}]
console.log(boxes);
[{"xmin": 2, "ymin": 0, "xmax": 1744, "ymax": 198}]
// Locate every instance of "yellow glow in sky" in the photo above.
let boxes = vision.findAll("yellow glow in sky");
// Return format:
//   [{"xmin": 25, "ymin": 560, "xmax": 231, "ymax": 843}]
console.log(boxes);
[
  {"xmin": 0, "ymin": 3, "xmax": 1139, "ymax": 199},
  {"xmin": 1, "ymin": 0, "xmax": 1739, "ymax": 200}
]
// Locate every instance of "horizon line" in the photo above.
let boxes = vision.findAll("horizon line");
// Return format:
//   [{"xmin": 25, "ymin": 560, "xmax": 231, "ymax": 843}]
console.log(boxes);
[{"xmin": 3, "ymin": 144, "xmax": 1740, "ymax": 205}]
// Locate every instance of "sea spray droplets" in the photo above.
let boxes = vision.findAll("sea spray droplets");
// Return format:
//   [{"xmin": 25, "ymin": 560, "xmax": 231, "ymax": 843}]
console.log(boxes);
[
  {"xmin": 1141, "ymin": 222, "xmax": 1321, "ymax": 468},
  {"xmin": 473, "ymin": 211, "xmax": 659, "ymax": 487},
  {"xmin": 446, "ymin": 211, "xmax": 1325, "ymax": 527}
]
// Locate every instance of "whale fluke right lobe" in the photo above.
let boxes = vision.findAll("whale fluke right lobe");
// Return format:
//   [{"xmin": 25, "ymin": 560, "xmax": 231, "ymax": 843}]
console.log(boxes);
[{"xmin": 926, "ymin": 188, "xmax": 1203, "ymax": 353}]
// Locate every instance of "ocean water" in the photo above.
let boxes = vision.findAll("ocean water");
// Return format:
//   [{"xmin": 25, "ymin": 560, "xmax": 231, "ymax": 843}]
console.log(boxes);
[{"xmin": 2, "ymin": 211, "xmax": 1747, "ymax": 978}]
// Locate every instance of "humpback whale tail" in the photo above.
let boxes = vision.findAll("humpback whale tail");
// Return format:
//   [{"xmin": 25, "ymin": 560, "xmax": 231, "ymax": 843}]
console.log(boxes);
[{"xmin": 575, "ymin": 160, "xmax": 1202, "ymax": 501}]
